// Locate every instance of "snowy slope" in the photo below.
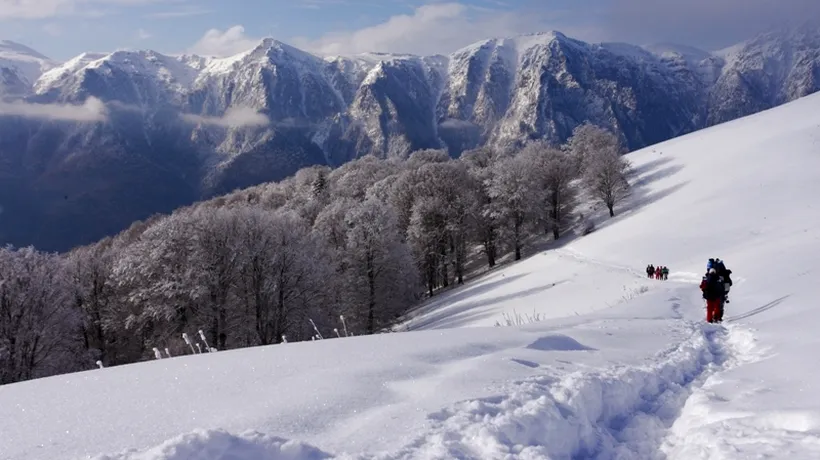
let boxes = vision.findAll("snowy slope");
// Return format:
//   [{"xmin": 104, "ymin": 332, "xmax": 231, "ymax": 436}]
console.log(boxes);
[
  {"xmin": 0, "ymin": 40, "xmax": 57, "ymax": 98},
  {"xmin": 0, "ymin": 40, "xmax": 56, "ymax": 85},
  {"xmin": 34, "ymin": 50, "xmax": 204, "ymax": 105},
  {"xmin": 3, "ymin": 87, "xmax": 820, "ymax": 459}
]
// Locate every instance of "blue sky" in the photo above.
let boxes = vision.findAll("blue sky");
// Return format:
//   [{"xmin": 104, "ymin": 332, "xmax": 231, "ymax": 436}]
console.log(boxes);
[{"xmin": 0, "ymin": 0, "xmax": 816, "ymax": 60}]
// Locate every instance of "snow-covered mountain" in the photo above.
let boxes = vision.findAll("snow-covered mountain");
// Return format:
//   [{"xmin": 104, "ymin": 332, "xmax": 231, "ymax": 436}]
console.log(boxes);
[
  {"xmin": 4, "ymin": 89, "xmax": 820, "ymax": 460},
  {"xmin": 0, "ymin": 40, "xmax": 57, "ymax": 98},
  {"xmin": 1, "ymin": 27, "xmax": 819, "ymax": 252},
  {"xmin": 709, "ymin": 24, "xmax": 820, "ymax": 124}
]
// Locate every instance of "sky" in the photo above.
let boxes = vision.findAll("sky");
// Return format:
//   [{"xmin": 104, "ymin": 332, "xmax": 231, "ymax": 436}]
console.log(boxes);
[{"xmin": 0, "ymin": 0, "xmax": 818, "ymax": 61}]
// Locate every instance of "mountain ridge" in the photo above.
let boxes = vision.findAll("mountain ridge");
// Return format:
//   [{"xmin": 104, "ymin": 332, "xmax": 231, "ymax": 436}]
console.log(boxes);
[{"xmin": 1, "ymin": 26, "xmax": 819, "ymax": 252}]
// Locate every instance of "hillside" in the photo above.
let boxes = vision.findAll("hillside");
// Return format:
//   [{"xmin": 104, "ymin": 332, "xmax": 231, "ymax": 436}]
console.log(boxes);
[
  {"xmin": 3, "ymin": 81, "xmax": 820, "ymax": 459},
  {"xmin": 1, "ymin": 25, "xmax": 820, "ymax": 252}
]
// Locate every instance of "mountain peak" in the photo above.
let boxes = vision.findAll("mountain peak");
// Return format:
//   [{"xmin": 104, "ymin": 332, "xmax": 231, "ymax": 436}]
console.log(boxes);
[
  {"xmin": 0, "ymin": 39, "xmax": 57, "ymax": 86},
  {"xmin": 0, "ymin": 39, "xmax": 52, "ymax": 61}
]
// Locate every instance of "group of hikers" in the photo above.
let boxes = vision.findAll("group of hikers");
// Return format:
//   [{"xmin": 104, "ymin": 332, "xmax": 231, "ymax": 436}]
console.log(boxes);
[
  {"xmin": 644, "ymin": 258, "xmax": 734, "ymax": 323},
  {"xmin": 699, "ymin": 257, "xmax": 733, "ymax": 323},
  {"xmin": 646, "ymin": 264, "xmax": 669, "ymax": 280}
]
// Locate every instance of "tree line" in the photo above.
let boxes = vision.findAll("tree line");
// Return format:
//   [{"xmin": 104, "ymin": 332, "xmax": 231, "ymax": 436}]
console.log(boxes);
[{"xmin": 0, "ymin": 123, "xmax": 630, "ymax": 385}]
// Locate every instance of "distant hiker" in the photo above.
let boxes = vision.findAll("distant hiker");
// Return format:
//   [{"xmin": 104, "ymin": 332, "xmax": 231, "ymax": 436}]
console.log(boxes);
[
  {"xmin": 662, "ymin": 266, "xmax": 669, "ymax": 280},
  {"xmin": 655, "ymin": 266, "xmax": 662, "ymax": 280},
  {"xmin": 647, "ymin": 264, "xmax": 655, "ymax": 278},
  {"xmin": 700, "ymin": 268, "xmax": 725, "ymax": 323}
]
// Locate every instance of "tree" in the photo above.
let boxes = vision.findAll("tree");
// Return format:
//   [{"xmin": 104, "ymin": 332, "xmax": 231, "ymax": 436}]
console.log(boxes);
[
  {"xmin": 66, "ymin": 240, "xmax": 116, "ymax": 365},
  {"xmin": 328, "ymin": 155, "xmax": 400, "ymax": 200},
  {"xmin": 0, "ymin": 247, "xmax": 81, "ymax": 384},
  {"xmin": 488, "ymin": 154, "xmax": 540, "ymax": 260},
  {"xmin": 565, "ymin": 123, "xmax": 629, "ymax": 217},
  {"xmin": 408, "ymin": 196, "xmax": 449, "ymax": 296},
  {"xmin": 234, "ymin": 207, "xmax": 331, "ymax": 345},
  {"xmin": 343, "ymin": 199, "xmax": 419, "ymax": 333},
  {"xmin": 565, "ymin": 123, "xmax": 625, "ymax": 174},
  {"xmin": 584, "ymin": 149, "xmax": 631, "ymax": 217},
  {"xmin": 461, "ymin": 147, "xmax": 505, "ymax": 268},
  {"xmin": 519, "ymin": 142, "xmax": 579, "ymax": 240},
  {"xmin": 108, "ymin": 213, "xmax": 200, "ymax": 358}
]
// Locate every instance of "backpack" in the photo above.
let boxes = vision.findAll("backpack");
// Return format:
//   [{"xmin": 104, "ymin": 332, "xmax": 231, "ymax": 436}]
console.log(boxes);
[{"xmin": 704, "ymin": 274, "xmax": 724, "ymax": 299}]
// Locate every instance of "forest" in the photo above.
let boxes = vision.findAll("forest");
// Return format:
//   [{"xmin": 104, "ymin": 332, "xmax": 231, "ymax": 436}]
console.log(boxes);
[{"xmin": 0, "ymin": 123, "xmax": 630, "ymax": 385}]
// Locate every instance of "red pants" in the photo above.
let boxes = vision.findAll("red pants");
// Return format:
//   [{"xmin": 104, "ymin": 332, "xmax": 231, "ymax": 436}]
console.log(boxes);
[{"xmin": 706, "ymin": 299, "xmax": 721, "ymax": 322}]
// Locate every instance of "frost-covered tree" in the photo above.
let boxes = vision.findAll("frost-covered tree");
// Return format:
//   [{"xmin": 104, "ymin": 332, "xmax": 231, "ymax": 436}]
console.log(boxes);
[
  {"xmin": 585, "ymin": 149, "xmax": 631, "ymax": 217},
  {"xmin": 408, "ymin": 196, "xmax": 448, "ymax": 296},
  {"xmin": 565, "ymin": 123, "xmax": 624, "ymax": 174},
  {"xmin": 109, "ymin": 213, "xmax": 200, "ymax": 358},
  {"xmin": 519, "ymin": 142, "xmax": 579, "ymax": 240},
  {"xmin": 565, "ymin": 123, "xmax": 630, "ymax": 217},
  {"xmin": 66, "ymin": 240, "xmax": 116, "ymax": 365},
  {"xmin": 329, "ymin": 155, "xmax": 400, "ymax": 200},
  {"xmin": 366, "ymin": 170, "xmax": 420, "ymax": 240},
  {"xmin": 405, "ymin": 148, "xmax": 451, "ymax": 166},
  {"xmin": 235, "ymin": 207, "xmax": 331, "ymax": 345},
  {"xmin": 343, "ymin": 199, "xmax": 419, "ymax": 333},
  {"xmin": 488, "ymin": 154, "xmax": 540, "ymax": 260},
  {"xmin": 0, "ymin": 247, "xmax": 81, "ymax": 384},
  {"xmin": 188, "ymin": 207, "xmax": 243, "ymax": 350},
  {"xmin": 461, "ymin": 147, "xmax": 505, "ymax": 268}
]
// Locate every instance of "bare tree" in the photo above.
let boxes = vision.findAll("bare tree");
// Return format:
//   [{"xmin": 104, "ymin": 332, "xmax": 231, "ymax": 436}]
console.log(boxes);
[
  {"xmin": 519, "ymin": 142, "xmax": 579, "ymax": 239},
  {"xmin": 343, "ymin": 199, "xmax": 419, "ymax": 333},
  {"xmin": 565, "ymin": 123, "xmax": 630, "ymax": 217},
  {"xmin": 565, "ymin": 123, "xmax": 625, "ymax": 174},
  {"xmin": 66, "ymin": 240, "xmax": 116, "ymax": 365},
  {"xmin": 0, "ymin": 247, "xmax": 81, "ymax": 384},
  {"xmin": 584, "ymin": 149, "xmax": 631, "ymax": 218},
  {"xmin": 461, "ymin": 147, "xmax": 505, "ymax": 268},
  {"xmin": 488, "ymin": 154, "xmax": 540, "ymax": 261},
  {"xmin": 235, "ymin": 207, "xmax": 331, "ymax": 345}
]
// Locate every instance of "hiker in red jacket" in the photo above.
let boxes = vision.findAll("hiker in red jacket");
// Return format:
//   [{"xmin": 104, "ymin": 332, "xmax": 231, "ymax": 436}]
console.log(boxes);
[
  {"xmin": 655, "ymin": 266, "xmax": 662, "ymax": 280},
  {"xmin": 700, "ymin": 268, "xmax": 726, "ymax": 323}
]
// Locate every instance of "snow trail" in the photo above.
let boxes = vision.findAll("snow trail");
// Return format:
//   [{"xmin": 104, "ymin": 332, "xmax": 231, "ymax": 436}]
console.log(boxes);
[
  {"xmin": 379, "ymin": 322, "xmax": 735, "ymax": 459},
  {"xmin": 90, "ymin": 284, "xmax": 764, "ymax": 460}
]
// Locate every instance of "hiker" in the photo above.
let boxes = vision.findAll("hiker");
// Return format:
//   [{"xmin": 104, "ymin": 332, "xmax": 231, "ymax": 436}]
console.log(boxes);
[
  {"xmin": 646, "ymin": 264, "xmax": 655, "ymax": 279},
  {"xmin": 655, "ymin": 266, "xmax": 662, "ymax": 280},
  {"xmin": 700, "ymin": 268, "xmax": 726, "ymax": 323},
  {"xmin": 662, "ymin": 266, "xmax": 669, "ymax": 280}
]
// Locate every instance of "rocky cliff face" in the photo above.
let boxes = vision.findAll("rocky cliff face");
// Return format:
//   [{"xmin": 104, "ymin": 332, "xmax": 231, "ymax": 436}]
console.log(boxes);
[{"xmin": 1, "ymin": 27, "xmax": 818, "ymax": 251}]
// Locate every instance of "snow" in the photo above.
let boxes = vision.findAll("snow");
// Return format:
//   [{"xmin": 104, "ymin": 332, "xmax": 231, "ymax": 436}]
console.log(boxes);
[
  {"xmin": 34, "ymin": 50, "xmax": 204, "ymax": 98},
  {"xmin": 200, "ymin": 49, "xmax": 253, "ymax": 76},
  {"xmin": 0, "ymin": 40, "xmax": 57, "ymax": 86},
  {"xmin": 643, "ymin": 43, "xmax": 713, "ymax": 63},
  {"xmin": 34, "ymin": 52, "xmax": 109, "ymax": 91},
  {"xmin": 4, "ymin": 89, "xmax": 820, "ymax": 459}
]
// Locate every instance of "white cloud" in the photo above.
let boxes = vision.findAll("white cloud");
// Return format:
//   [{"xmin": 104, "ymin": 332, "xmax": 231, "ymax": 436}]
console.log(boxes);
[
  {"xmin": 181, "ymin": 107, "xmax": 269, "ymax": 128},
  {"xmin": 187, "ymin": 25, "xmax": 260, "ymax": 57},
  {"xmin": 0, "ymin": 97, "xmax": 108, "ymax": 122},
  {"xmin": 290, "ymin": 2, "xmax": 592, "ymax": 56},
  {"xmin": 136, "ymin": 28, "xmax": 152, "ymax": 40},
  {"xmin": 0, "ymin": 0, "xmax": 165, "ymax": 20}
]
